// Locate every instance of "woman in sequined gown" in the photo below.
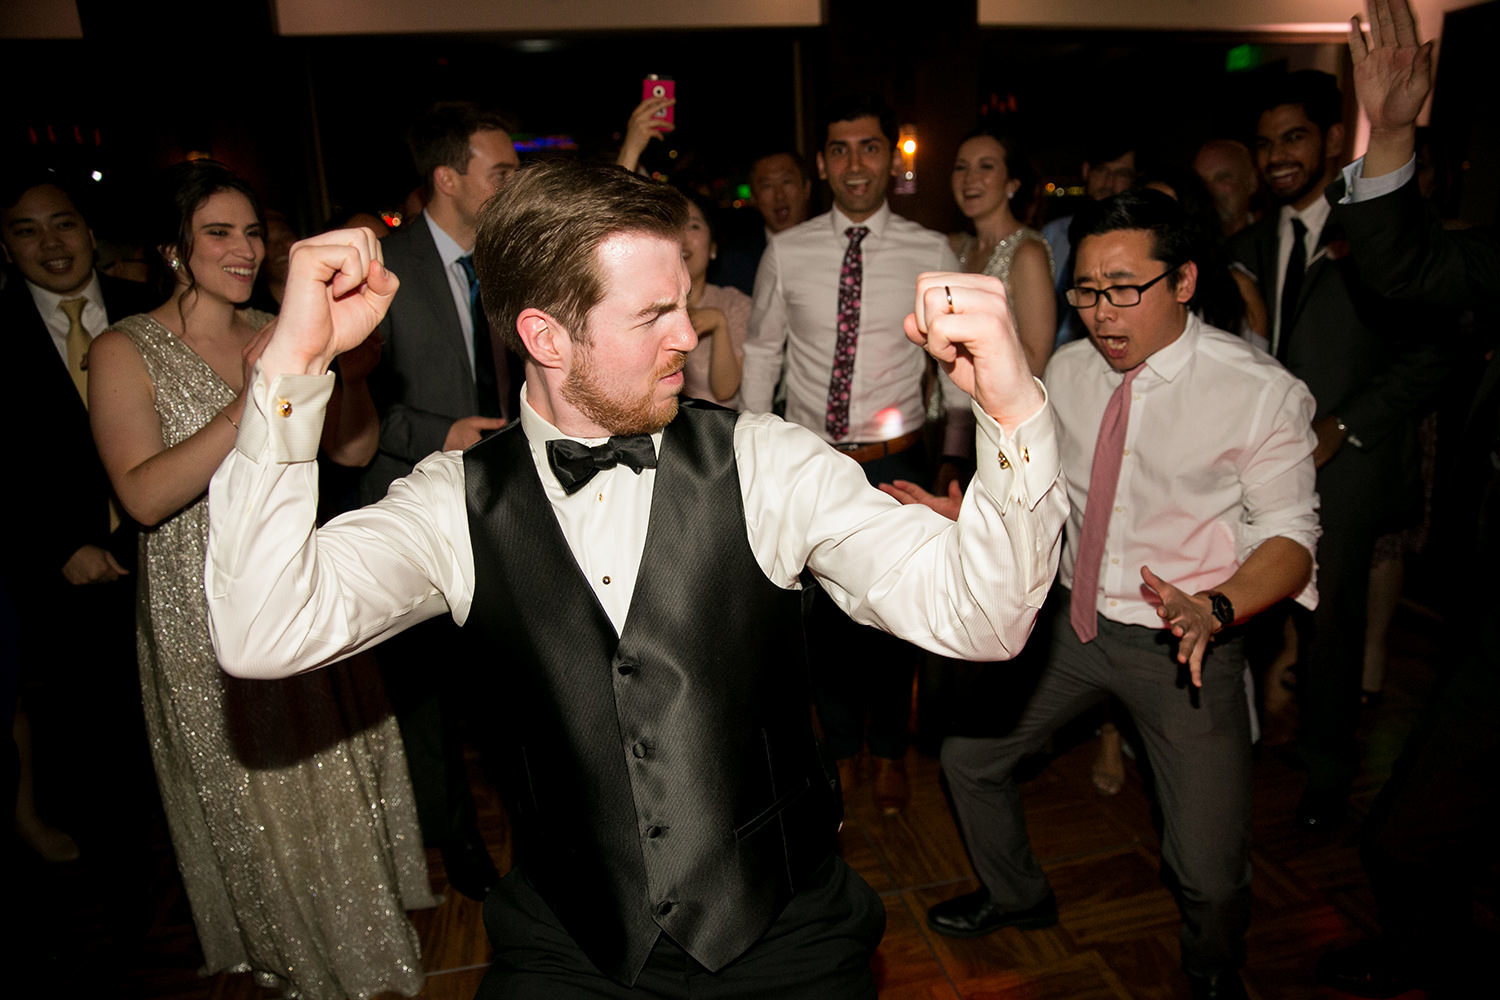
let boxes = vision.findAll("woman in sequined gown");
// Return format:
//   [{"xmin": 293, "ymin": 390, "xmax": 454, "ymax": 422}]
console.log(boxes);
[
  {"xmin": 948, "ymin": 126, "xmax": 1056, "ymax": 376},
  {"xmin": 88, "ymin": 161, "xmax": 433, "ymax": 999}
]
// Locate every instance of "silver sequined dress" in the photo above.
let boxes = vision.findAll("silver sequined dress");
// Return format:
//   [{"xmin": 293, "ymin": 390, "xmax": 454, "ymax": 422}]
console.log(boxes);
[
  {"xmin": 956, "ymin": 226, "xmax": 1056, "ymax": 291},
  {"xmin": 115, "ymin": 313, "xmax": 434, "ymax": 999}
]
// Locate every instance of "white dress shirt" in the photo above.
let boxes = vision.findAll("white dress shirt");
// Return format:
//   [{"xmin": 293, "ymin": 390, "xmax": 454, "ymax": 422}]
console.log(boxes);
[
  {"xmin": 206, "ymin": 369, "xmax": 1068, "ymax": 677},
  {"xmin": 1271, "ymin": 194, "xmax": 1333, "ymax": 355},
  {"xmin": 1045, "ymin": 314, "xmax": 1320, "ymax": 628},
  {"xmin": 742, "ymin": 204, "xmax": 968, "ymax": 453},
  {"xmin": 423, "ymin": 211, "xmax": 478, "ymax": 371},
  {"xmin": 27, "ymin": 272, "xmax": 109, "ymax": 366}
]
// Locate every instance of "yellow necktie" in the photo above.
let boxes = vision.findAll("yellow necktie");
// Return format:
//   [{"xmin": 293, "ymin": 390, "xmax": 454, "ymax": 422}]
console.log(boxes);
[{"xmin": 60, "ymin": 297, "xmax": 91, "ymax": 403}]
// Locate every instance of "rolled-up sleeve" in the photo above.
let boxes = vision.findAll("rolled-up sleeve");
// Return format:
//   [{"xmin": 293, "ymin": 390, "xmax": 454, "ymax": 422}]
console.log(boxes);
[
  {"xmin": 1237, "ymin": 378, "xmax": 1321, "ymax": 609},
  {"xmin": 206, "ymin": 364, "xmax": 474, "ymax": 678}
]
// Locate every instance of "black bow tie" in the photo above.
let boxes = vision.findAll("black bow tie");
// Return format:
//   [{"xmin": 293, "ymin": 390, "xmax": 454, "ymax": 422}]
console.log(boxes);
[{"xmin": 545, "ymin": 435, "xmax": 658, "ymax": 495}]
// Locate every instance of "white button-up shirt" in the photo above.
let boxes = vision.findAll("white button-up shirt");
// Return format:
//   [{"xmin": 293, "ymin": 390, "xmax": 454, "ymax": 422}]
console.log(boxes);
[
  {"xmin": 742, "ymin": 204, "xmax": 967, "ymax": 453},
  {"xmin": 206, "ymin": 371, "xmax": 1068, "ymax": 675}
]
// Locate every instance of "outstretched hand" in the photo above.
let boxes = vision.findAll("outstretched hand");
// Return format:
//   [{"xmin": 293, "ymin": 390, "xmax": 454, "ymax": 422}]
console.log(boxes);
[
  {"xmin": 879, "ymin": 478, "xmax": 963, "ymax": 521},
  {"xmin": 905, "ymin": 272, "xmax": 1043, "ymax": 433},
  {"xmin": 1349, "ymin": 0, "xmax": 1433, "ymax": 136},
  {"xmin": 1139, "ymin": 566, "xmax": 1215, "ymax": 688},
  {"xmin": 260, "ymin": 227, "xmax": 398, "ymax": 378}
]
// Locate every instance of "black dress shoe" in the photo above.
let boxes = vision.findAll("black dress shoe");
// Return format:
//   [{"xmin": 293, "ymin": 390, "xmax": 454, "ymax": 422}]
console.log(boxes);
[
  {"xmin": 442, "ymin": 838, "xmax": 501, "ymax": 902},
  {"xmin": 1186, "ymin": 970, "xmax": 1248, "ymax": 1000},
  {"xmin": 926, "ymin": 888, "xmax": 1058, "ymax": 938},
  {"xmin": 1295, "ymin": 786, "xmax": 1346, "ymax": 831},
  {"xmin": 1315, "ymin": 939, "xmax": 1418, "ymax": 998}
]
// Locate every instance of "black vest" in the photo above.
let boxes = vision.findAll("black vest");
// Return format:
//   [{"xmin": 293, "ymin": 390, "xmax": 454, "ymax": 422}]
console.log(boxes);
[{"xmin": 462, "ymin": 403, "xmax": 840, "ymax": 984}]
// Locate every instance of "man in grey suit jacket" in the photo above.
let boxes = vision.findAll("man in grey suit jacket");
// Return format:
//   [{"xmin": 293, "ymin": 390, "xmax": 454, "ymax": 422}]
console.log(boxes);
[
  {"xmin": 361, "ymin": 103, "xmax": 520, "ymax": 504},
  {"xmin": 1230, "ymin": 70, "xmax": 1450, "ymax": 833},
  {"xmin": 361, "ymin": 104, "xmax": 520, "ymax": 900}
]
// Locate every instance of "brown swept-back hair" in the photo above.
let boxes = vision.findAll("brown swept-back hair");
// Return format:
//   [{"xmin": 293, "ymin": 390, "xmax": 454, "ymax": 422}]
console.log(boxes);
[{"xmin": 473, "ymin": 160, "xmax": 688, "ymax": 361}]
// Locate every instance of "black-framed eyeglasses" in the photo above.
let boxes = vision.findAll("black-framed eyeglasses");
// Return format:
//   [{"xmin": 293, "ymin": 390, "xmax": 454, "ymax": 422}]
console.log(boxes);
[{"xmin": 1065, "ymin": 262, "xmax": 1183, "ymax": 309}]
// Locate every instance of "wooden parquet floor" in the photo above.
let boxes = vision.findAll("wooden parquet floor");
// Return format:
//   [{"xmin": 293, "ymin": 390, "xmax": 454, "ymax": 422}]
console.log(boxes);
[{"xmin": 11, "ymin": 601, "xmax": 1486, "ymax": 999}]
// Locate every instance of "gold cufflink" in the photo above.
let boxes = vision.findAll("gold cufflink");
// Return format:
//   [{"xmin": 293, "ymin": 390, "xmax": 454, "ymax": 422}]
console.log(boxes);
[
  {"xmin": 276, "ymin": 399, "xmax": 293, "ymax": 418},
  {"xmin": 997, "ymin": 451, "xmax": 1011, "ymax": 470},
  {"xmin": 1023, "ymin": 446, "xmax": 1030, "ymax": 463}
]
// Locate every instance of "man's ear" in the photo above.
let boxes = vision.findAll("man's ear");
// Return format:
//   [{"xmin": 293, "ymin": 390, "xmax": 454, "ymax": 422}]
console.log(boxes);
[
  {"xmin": 516, "ymin": 308, "xmax": 568, "ymax": 370},
  {"xmin": 888, "ymin": 147, "xmax": 900, "ymax": 177},
  {"xmin": 1173, "ymin": 260, "xmax": 1199, "ymax": 305},
  {"xmin": 0, "ymin": 241, "xmax": 11, "ymax": 266},
  {"xmin": 432, "ymin": 165, "xmax": 458, "ymax": 199},
  {"xmin": 1325, "ymin": 123, "xmax": 1346, "ymax": 161},
  {"xmin": 816, "ymin": 152, "xmax": 828, "ymax": 181}
]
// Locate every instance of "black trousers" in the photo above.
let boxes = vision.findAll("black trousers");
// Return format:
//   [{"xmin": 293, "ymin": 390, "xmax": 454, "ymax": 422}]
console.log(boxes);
[
  {"xmin": 809, "ymin": 444, "xmax": 928, "ymax": 762},
  {"xmin": 941, "ymin": 595, "xmax": 1253, "ymax": 977},
  {"xmin": 1295, "ymin": 454, "xmax": 1390, "ymax": 794},
  {"xmin": 476, "ymin": 857, "xmax": 884, "ymax": 998}
]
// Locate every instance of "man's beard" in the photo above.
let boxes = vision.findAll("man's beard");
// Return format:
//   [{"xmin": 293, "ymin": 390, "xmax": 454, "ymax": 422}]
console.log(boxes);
[
  {"xmin": 1266, "ymin": 162, "xmax": 1325, "ymax": 207},
  {"xmin": 561, "ymin": 346, "xmax": 685, "ymax": 437}
]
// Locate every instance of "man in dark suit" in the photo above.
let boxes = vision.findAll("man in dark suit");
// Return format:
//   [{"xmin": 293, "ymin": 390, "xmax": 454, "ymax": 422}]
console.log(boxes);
[
  {"xmin": 1230, "ymin": 70, "xmax": 1450, "ymax": 832},
  {"xmin": 1, "ymin": 173, "xmax": 152, "ymax": 857},
  {"xmin": 360, "ymin": 104, "xmax": 521, "ymax": 899},
  {"xmin": 1315, "ymin": 3, "xmax": 1500, "ymax": 994}
]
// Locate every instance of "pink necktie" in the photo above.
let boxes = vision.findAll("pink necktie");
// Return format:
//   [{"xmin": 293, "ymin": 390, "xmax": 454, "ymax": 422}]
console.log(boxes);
[
  {"xmin": 826, "ymin": 225, "xmax": 869, "ymax": 440},
  {"xmin": 1070, "ymin": 363, "xmax": 1144, "ymax": 643}
]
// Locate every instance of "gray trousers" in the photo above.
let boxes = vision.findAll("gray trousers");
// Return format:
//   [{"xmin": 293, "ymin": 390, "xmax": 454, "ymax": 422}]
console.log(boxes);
[{"xmin": 941, "ymin": 595, "xmax": 1252, "ymax": 976}]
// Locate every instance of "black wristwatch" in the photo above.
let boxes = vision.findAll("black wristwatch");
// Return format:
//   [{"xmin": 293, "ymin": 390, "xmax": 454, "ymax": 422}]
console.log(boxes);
[{"xmin": 1207, "ymin": 591, "xmax": 1235, "ymax": 632}]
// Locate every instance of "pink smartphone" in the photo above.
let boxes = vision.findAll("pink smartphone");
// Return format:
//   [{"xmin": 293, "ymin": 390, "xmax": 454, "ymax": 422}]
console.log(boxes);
[{"xmin": 642, "ymin": 75, "xmax": 675, "ymax": 125}]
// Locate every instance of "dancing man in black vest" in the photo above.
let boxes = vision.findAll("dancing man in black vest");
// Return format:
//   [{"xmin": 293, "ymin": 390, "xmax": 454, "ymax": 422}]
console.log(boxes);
[{"xmin": 203, "ymin": 161, "xmax": 1068, "ymax": 998}]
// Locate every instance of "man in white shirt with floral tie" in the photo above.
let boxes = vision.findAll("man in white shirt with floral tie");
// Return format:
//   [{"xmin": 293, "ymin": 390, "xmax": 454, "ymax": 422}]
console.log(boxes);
[{"xmin": 742, "ymin": 96, "xmax": 963, "ymax": 813}]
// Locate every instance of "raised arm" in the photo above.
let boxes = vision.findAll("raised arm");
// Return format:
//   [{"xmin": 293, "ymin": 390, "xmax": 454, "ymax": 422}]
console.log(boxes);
[
  {"xmin": 1348, "ymin": 0, "xmax": 1433, "ymax": 179},
  {"xmin": 206, "ymin": 229, "xmax": 475, "ymax": 677}
]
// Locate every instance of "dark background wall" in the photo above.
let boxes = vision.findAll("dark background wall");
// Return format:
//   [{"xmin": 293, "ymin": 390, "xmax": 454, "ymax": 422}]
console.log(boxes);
[{"xmin": 2, "ymin": 1, "xmax": 1493, "ymax": 251}]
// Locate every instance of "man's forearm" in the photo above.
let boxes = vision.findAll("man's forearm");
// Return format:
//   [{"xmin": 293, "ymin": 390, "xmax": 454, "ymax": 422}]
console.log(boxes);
[
  {"xmin": 206, "ymin": 367, "xmax": 467, "ymax": 678},
  {"xmin": 1212, "ymin": 536, "xmax": 1314, "ymax": 624}
]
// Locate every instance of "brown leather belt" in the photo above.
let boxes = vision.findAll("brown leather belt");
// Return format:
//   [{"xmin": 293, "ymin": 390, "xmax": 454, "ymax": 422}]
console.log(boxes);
[{"xmin": 833, "ymin": 429, "xmax": 924, "ymax": 465}]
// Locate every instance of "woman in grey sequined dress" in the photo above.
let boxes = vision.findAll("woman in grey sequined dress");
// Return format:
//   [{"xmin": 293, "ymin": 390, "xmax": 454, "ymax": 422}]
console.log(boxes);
[
  {"xmin": 88, "ymin": 161, "xmax": 433, "ymax": 999},
  {"xmin": 949, "ymin": 126, "xmax": 1057, "ymax": 375}
]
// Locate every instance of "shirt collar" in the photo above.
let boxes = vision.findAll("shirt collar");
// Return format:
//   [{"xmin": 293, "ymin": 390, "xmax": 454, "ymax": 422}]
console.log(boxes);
[
  {"xmin": 829, "ymin": 201, "xmax": 890, "ymax": 241},
  {"xmin": 423, "ymin": 210, "xmax": 469, "ymax": 267},
  {"xmin": 26, "ymin": 270, "xmax": 104, "ymax": 321},
  {"xmin": 1279, "ymin": 192, "xmax": 1332, "ymax": 245},
  {"xmin": 1082, "ymin": 310, "xmax": 1196, "ymax": 385},
  {"xmin": 1143, "ymin": 311, "xmax": 1198, "ymax": 383},
  {"xmin": 517, "ymin": 383, "xmax": 665, "ymax": 484}
]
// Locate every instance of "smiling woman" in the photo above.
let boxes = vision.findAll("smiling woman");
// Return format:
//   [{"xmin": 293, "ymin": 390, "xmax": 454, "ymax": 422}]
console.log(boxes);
[{"xmin": 83, "ymin": 160, "xmax": 436, "ymax": 1000}]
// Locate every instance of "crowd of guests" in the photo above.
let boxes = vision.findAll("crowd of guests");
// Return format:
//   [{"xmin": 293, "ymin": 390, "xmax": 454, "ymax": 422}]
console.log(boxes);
[{"xmin": 1, "ymin": 1, "xmax": 1491, "ymax": 998}]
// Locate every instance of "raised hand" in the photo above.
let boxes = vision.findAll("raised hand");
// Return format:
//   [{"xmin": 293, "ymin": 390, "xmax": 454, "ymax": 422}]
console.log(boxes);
[
  {"xmin": 905, "ymin": 272, "xmax": 1044, "ymax": 432},
  {"xmin": 1349, "ymin": 0, "xmax": 1433, "ymax": 136},
  {"xmin": 260, "ymin": 227, "xmax": 398, "ymax": 378},
  {"xmin": 1139, "ymin": 566, "xmax": 1215, "ymax": 688},
  {"xmin": 616, "ymin": 97, "xmax": 676, "ymax": 173}
]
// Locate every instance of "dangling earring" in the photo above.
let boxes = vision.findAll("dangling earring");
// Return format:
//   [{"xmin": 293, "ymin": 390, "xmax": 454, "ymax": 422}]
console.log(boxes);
[{"xmin": 169, "ymin": 258, "xmax": 181, "ymax": 271}]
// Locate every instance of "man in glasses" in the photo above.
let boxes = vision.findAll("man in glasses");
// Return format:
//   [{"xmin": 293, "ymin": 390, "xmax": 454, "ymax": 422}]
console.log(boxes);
[{"xmin": 919, "ymin": 190, "xmax": 1320, "ymax": 1000}]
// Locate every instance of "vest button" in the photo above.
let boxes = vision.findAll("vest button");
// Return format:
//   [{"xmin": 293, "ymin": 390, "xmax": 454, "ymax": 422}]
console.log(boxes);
[
  {"xmin": 616, "ymin": 661, "xmax": 636, "ymax": 676},
  {"xmin": 645, "ymin": 825, "xmax": 663, "ymax": 839},
  {"xmin": 656, "ymin": 900, "xmax": 674, "ymax": 916},
  {"xmin": 632, "ymin": 742, "xmax": 649, "ymax": 759}
]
